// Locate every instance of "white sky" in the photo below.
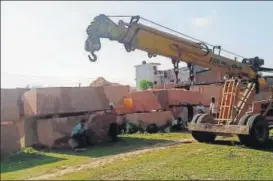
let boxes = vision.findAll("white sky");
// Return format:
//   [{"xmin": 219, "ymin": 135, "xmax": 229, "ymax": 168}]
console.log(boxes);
[{"xmin": 1, "ymin": 1, "xmax": 273, "ymax": 88}]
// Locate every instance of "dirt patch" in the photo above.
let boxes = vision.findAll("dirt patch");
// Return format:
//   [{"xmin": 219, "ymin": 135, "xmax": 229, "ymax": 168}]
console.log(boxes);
[{"xmin": 27, "ymin": 139, "xmax": 194, "ymax": 180}]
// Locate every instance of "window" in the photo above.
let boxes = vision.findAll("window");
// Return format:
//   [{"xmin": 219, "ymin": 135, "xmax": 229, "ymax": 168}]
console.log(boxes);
[
  {"xmin": 154, "ymin": 81, "xmax": 157, "ymax": 85},
  {"xmin": 164, "ymin": 72, "xmax": 167, "ymax": 78}
]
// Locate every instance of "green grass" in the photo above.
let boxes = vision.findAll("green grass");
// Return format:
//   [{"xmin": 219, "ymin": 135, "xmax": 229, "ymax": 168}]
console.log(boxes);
[
  {"xmin": 0, "ymin": 133, "xmax": 190, "ymax": 180},
  {"xmin": 1, "ymin": 132, "xmax": 273, "ymax": 180},
  {"xmin": 52, "ymin": 139, "xmax": 273, "ymax": 180}
]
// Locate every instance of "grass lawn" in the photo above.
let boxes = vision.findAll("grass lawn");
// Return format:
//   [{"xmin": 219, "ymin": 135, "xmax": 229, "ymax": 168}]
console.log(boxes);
[
  {"xmin": 1, "ymin": 132, "xmax": 273, "ymax": 180},
  {"xmin": 1, "ymin": 133, "xmax": 191, "ymax": 180}
]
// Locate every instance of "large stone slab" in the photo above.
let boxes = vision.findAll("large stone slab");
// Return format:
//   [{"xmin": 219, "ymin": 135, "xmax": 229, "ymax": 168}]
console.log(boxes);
[
  {"xmin": 1, "ymin": 88, "xmax": 28, "ymax": 122},
  {"xmin": 128, "ymin": 89, "xmax": 208, "ymax": 113},
  {"xmin": 129, "ymin": 91, "xmax": 163, "ymax": 111},
  {"xmin": 1, "ymin": 122, "xmax": 21, "ymax": 154},
  {"xmin": 195, "ymin": 71, "xmax": 224, "ymax": 83},
  {"xmin": 87, "ymin": 113, "xmax": 117, "ymax": 143},
  {"xmin": 36, "ymin": 113, "xmax": 118, "ymax": 148},
  {"xmin": 23, "ymin": 86, "xmax": 129, "ymax": 117},
  {"xmin": 59, "ymin": 87, "xmax": 107, "ymax": 113},
  {"xmin": 191, "ymin": 85, "xmax": 222, "ymax": 105},
  {"xmin": 167, "ymin": 89, "xmax": 207, "ymax": 106},
  {"xmin": 103, "ymin": 85, "xmax": 130, "ymax": 108},
  {"xmin": 126, "ymin": 111, "xmax": 174, "ymax": 127},
  {"xmin": 36, "ymin": 116, "xmax": 85, "ymax": 148}
]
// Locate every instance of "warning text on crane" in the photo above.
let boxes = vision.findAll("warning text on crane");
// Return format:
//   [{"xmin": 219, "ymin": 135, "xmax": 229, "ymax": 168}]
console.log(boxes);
[{"xmin": 209, "ymin": 57, "xmax": 242, "ymax": 71}]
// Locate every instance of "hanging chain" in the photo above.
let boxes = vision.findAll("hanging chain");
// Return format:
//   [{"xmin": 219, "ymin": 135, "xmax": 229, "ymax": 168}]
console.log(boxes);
[{"xmin": 172, "ymin": 59, "xmax": 180, "ymax": 84}]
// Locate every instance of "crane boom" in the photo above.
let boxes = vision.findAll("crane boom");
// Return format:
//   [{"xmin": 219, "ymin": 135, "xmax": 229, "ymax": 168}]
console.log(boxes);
[
  {"xmin": 84, "ymin": 14, "xmax": 273, "ymax": 148},
  {"xmin": 84, "ymin": 14, "xmax": 266, "ymax": 80}
]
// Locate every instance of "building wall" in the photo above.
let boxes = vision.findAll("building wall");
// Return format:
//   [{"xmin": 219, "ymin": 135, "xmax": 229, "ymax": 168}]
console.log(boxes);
[
  {"xmin": 135, "ymin": 62, "xmax": 209, "ymax": 90},
  {"xmin": 135, "ymin": 63, "xmax": 163, "ymax": 91}
]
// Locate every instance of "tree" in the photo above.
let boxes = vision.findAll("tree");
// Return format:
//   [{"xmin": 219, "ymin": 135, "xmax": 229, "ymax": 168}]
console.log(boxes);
[{"xmin": 139, "ymin": 80, "xmax": 154, "ymax": 90}]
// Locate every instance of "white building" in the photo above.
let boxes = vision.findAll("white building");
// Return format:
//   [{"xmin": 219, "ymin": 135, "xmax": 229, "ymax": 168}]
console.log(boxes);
[{"xmin": 135, "ymin": 60, "xmax": 206, "ymax": 91}]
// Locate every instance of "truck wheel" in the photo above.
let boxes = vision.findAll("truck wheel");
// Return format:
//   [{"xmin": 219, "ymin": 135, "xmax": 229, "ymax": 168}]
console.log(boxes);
[
  {"xmin": 242, "ymin": 114, "xmax": 269, "ymax": 148},
  {"xmin": 191, "ymin": 113, "xmax": 203, "ymax": 124},
  {"xmin": 238, "ymin": 114, "xmax": 252, "ymax": 145},
  {"xmin": 197, "ymin": 114, "xmax": 214, "ymax": 124},
  {"xmin": 191, "ymin": 114, "xmax": 216, "ymax": 143},
  {"xmin": 192, "ymin": 131, "xmax": 216, "ymax": 143}
]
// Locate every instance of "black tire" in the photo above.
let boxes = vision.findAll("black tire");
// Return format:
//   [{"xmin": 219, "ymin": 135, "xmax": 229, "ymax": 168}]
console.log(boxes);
[
  {"xmin": 238, "ymin": 114, "xmax": 252, "ymax": 145},
  {"xmin": 196, "ymin": 114, "xmax": 214, "ymax": 124},
  {"xmin": 240, "ymin": 114, "xmax": 269, "ymax": 148},
  {"xmin": 191, "ymin": 114, "xmax": 216, "ymax": 143},
  {"xmin": 192, "ymin": 131, "xmax": 217, "ymax": 143},
  {"xmin": 146, "ymin": 123, "xmax": 158, "ymax": 133},
  {"xmin": 248, "ymin": 114, "xmax": 269, "ymax": 147},
  {"xmin": 191, "ymin": 113, "xmax": 203, "ymax": 124}
]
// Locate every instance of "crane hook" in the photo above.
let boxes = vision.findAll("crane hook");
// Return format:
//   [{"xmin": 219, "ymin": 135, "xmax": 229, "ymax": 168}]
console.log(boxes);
[{"xmin": 88, "ymin": 52, "xmax": 97, "ymax": 62}]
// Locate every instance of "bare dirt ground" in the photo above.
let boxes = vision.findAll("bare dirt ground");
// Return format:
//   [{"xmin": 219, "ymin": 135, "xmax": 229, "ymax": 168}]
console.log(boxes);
[{"xmin": 28, "ymin": 139, "xmax": 194, "ymax": 180}]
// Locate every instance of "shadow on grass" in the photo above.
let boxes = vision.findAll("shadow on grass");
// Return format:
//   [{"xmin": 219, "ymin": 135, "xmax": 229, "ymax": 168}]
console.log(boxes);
[
  {"xmin": 38, "ymin": 136, "xmax": 176, "ymax": 158},
  {"xmin": 0, "ymin": 152, "xmax": 66, "ymax": 174},
  {"xmin": 0, "ymin": 137, "xmax": 175, "ymax": 174},
  {"xmin": 212, "ymin": 139, "xmax": 273, "ymax": 153}
]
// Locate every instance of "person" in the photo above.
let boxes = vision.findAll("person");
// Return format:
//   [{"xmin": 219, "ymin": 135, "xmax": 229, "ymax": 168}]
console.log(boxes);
[
  {"xmin": 196, "ymin": 102, "xmax": 205, "ymax": 114},
  {"xmin": 209, "ymin": 97, "xmax": 218, "ymax": 118},
  {"xmin": 71, "ymin": 118, "xmax": 90, "ymax": 149},
  {"xmin": 186, "ymin": 104, "xmax": 194, "ymax": 123}
]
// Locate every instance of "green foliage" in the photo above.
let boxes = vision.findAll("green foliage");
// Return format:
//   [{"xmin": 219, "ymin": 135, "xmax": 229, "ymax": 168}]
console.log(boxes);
[
  {"xmin": 146, "ymin": 123, "xmax": 158, "ymax": 133},
  {"xmin": 139, "ymin": 80, "xmax": 154, "ymax": 90},
  {"xmin": 137, "ymin": 124, "xmax": 146, "ymax": 133},
  {"xmin": 158, "ymin": 120, "xmax": 172, "ymax": 133},
  {"xmin": 125, "ymin": 122, "xmax": 139, "ymax": 134}
]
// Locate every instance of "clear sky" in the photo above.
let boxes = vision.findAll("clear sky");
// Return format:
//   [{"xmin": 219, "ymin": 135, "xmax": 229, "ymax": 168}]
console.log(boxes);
[{"xmin": 1, "ymin": 1, "xmax": 273, "ymax": 88}]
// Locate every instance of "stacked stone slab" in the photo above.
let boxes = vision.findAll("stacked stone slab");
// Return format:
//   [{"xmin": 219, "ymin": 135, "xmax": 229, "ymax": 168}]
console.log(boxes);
[
  {"xmin": 124, "ymin": 89, "xmax": 206, "ymax": 127},
  {"xmin": 1, "ymin": 88, "xmax": 29, "ymax": 154},
  {"xmin": 126, "ymin": 111, "xmax": 174, "ymax": 127},
  {"xmin": 129, "ymin": 89, "xmax": 208, "ymax": 111},
  {"xmin": 22, "ymin": 86, "xmax": 129, "ymax": 116},
  {"xmin": 23, "ymin": 86, "xmax": 129, "ymax": 148},
  {"xmin": 1, "ymin": 86, "xmax": 130, "ymax": 152}
]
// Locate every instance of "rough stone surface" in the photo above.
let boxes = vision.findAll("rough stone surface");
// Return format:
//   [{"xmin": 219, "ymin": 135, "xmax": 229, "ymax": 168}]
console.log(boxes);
[
  {"xmin": 23, "ymin": 86, "xmax": 129, "ymax": 117},
  {"xmin": 1, "ymin": 122, "xmax": 21, "ymax": 154},
  {"xmin": 1, "ymin": 88, "xmax": 28, "ymax": 122},
  {"xmin": 35, "ymin": 113, "xmax": 118, "ymax": 148},
  {"xmin": 87, "ymin": 113, "xmax": 117, "ymax": 144},
  {"xmin": 36, "ymin": 116, "xmax": 85, "ymax": 148},
  {"xmin": 129, "ymin": 89, "xmax": 208, "ymax": 112},
  {"xmin": 126, "ymin": 111, "xmax": 174, "ymax": 127},
  {"xmin": 195, "ymin": 71, "xmax": 224, "ymax": 83},
  {"xmin": 103, "ymin": 86, "xmax": 130, "ymax": 108},
  {"xmin": 190, "ymin": 85, "xmax": 222, "ymax": 104},
  {"xmin": 130, "ymin": 91, "xmax": 163, "ymax": 111},
  {"xmin": 167, "ymin": 89, "xmax": 207, "ymax": 106}
]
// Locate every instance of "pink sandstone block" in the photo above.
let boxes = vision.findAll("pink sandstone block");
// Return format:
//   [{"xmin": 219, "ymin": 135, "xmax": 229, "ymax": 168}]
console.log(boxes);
[{"xmin": 1, "ymin": 88, "xmax": 28, "ymax": 121}]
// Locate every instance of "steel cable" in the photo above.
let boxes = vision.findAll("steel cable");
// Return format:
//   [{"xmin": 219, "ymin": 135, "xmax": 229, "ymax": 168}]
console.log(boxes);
[{"xmin": 106, "ymin": 15, "xmax": 245, "ymax": 59}]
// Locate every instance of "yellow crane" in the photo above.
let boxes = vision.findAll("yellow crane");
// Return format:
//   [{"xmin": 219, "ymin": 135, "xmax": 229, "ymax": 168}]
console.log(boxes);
[{"xmin": 84, "ymin": 14, "xmax": 273, "ymax": 148}]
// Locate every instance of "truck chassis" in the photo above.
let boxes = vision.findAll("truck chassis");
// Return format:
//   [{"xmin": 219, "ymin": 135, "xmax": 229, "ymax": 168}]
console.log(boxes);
[{"xmin": 188, "ymin": 99, "xmax": 273, "ymax": 147}]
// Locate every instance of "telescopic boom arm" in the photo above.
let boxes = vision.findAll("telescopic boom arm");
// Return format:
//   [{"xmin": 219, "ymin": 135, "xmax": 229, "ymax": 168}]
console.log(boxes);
[{"xmin": 84, "ymin": 14, "xmax": 271, "ymax": 82}]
